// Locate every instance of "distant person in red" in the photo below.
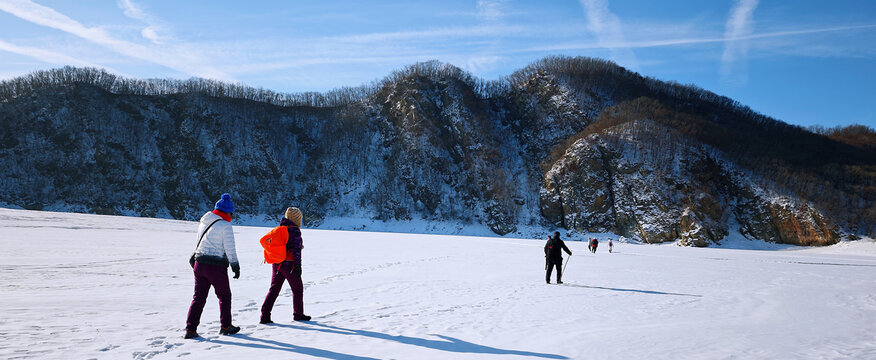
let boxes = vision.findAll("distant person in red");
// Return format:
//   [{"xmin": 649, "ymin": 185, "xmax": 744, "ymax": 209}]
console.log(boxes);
[
  {"xmin": 185, "ymin": 193, "xmax": 240, "ymax": 339},
  {"xmin": 590, "ymin": 238, "xmax": 598, "ymax": 253},
  {"xmin": 544, "ymin": 231, "xmax": 572, "ymax": 284}
]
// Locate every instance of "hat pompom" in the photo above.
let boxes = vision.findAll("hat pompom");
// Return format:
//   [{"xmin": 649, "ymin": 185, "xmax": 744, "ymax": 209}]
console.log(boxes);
[{"xmin": 214, "ymin": 193, "xmax": 235, "ymax": 214}]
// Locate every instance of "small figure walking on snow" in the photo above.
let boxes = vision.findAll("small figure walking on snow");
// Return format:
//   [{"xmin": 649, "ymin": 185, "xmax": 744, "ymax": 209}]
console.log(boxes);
[
  {"xmin": 609, "ymin": 238, "xmax": 614, "ymax": 253},
  {"xmin": 544, "ymin": 231, "xmax": 572, "ymax": 284},
  {"xmin": 589, "ymin": 238, "xmax": 599, "ymax": 253}
]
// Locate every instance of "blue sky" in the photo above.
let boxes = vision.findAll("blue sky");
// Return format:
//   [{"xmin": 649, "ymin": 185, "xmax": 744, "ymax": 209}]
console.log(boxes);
[{"xmin": 0, "ymin": 0, "xmax": 874, "ymax": 128}]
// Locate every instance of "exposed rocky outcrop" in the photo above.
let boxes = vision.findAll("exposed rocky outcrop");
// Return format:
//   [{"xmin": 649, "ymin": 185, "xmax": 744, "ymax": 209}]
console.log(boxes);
[{"xmin": 541, "ymin": 119, "xmax": 843, "ymax": 246}]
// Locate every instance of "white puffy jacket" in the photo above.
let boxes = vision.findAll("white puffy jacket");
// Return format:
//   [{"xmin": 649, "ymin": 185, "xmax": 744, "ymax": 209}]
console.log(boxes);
[{"xmin": 193, "ymin": 211, "xmax": 239, "ymax": 271}]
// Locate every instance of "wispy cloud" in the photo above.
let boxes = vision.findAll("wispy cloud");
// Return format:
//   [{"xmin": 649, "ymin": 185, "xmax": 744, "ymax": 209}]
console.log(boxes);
[
  {"xmin": 746, "ymin": 25, "xmax": 876, "ymax": 59},
  {"xmin": 1, "ymin": 0, "xmax": 873, "ymax": 93},
  {"xmin": 318, "ymin": 24, "xmax": 528, "ymax": 45},
  {"xmin": 205, "ymin": 23, "xmax": 535, "ymax": 75},
  {"xmin": 721, "ymin": 0, "xmax": 759, "ymax": 84},
  {"xmin": 196, "ymin": 19, "xmax": 876, "ymax": 87},
  {"xmin": 477, "ymin": 0, "xmax": 507, "ymax": 21},
  {"xmin": 117, "ymin": 0, "xmax": 166, "ymax": 44},
  {"xmin": 0, "ymin": 38, "xmax": 100, "ymax": 67},
  {"xmin": 579, "ymin": 0, "xmax": 639, "ymax": 70},
  {"xmin": 520, "ymin": 24, "xmax": 876, "ymax": 53},
  {"xmin": 472, "ymin": 1, "xmax": 510, "ymax": 75},
  {"xmin": 0, "ymin": 0, "xmax": 229, "ymax": 79},
  {"xmin": 464, "ymin": 54, "xmax": 502, "ymax": 73}
]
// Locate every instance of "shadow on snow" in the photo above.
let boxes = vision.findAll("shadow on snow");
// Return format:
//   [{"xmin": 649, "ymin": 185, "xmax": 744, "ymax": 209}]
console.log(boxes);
[
  {"xmin": 561, "ymin": 283, "xmax": 702, "ymax": 297},
  {"xmin": 265, "ymin": 322, "xmax": 569, "ymax": 359},
  {"xmin": 205, "ymin": 335, "xmax": 380, "ymax": 360}
]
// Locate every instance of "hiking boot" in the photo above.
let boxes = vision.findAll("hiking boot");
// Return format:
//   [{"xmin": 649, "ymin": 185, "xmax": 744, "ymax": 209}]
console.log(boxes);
[
  {"xmin": 546, "ymin": 280, "xmax": 551, "ymax": 284},
  {"xmin": 219, "ymin": 325, "xmax": 241, "ymax": 335},
  {"xmin": 293, "ymin": 314, "xmax": 311, "ymax": 321},
  {"xmin": 259, "ymin": 318, "xmax": 274, "ymax": 324},
  {"xmin": 184, "ymin": 330, "xmax": 200, "ymax": 339},
  {"xmin": 557, "ymin": 280, "xmax": 564, "ymax": 284}
]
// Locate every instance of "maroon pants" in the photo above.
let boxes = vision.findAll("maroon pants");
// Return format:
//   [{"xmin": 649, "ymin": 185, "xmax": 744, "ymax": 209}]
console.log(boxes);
[
  {"xmin": 260, "ymin": 261, "xmax": 303, "ymax": 322},
  {"xmin": 186, "ymin": 262, "xmax": 232, "ymax": 332}
]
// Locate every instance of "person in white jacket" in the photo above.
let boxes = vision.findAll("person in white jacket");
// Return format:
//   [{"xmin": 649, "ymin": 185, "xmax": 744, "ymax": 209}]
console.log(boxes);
[{"xmin": 184, "ymin": 193, "xmax": 241, "ymax": 339}]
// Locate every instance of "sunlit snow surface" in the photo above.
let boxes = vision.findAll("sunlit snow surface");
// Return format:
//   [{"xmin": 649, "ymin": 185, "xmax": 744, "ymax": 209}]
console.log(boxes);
[{"xmin": 1, "ymin": 208, "xmax": 874, "ymax": 359}]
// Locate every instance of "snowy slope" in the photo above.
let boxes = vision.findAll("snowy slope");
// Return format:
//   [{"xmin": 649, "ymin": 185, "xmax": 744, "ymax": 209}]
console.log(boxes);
[{"xmin": 1, "ymin": 208, "xmax": 874, "ymax": 359}]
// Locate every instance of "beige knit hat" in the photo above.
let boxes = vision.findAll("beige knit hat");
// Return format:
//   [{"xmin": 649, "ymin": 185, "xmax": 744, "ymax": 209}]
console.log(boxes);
[{"xmin": 284, "ymin": 207, "xmax": 303, "ymax": 226}]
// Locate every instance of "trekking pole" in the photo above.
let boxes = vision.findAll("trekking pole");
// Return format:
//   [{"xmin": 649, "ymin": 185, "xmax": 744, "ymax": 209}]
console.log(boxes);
[{"xmin": 563, "ymin": 253, "xmax": 571, "ymax": 274}]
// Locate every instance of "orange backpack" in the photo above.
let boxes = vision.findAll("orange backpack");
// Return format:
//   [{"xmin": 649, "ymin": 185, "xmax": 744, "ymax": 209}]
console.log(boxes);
[{"xmin": 259, "ymin": 226, "xmax": 289, "ymax": 264}]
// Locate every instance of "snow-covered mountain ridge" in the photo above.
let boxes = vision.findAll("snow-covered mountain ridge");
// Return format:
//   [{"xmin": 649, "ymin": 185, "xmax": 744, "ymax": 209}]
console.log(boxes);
[{"xmin": 0, "ymin": 56, "xmax": 872, "ymax": 245}]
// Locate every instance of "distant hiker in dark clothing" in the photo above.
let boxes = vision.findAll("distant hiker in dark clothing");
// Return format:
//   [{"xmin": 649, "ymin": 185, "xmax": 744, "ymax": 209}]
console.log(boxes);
[
  {"xmin": 544, "ymin": 231, "xmax": 572, "ymax": 284},
  {"xmin": 609, "ymin": 239, "xmax": 613, "ymax": 253},
  {"xmin": 185, "ymin": 193, "xmax": 241, "ymax": 339},
  {"xmin": 591, "ymin": 238, "xmax": 599, "ymax": 253},
  {"xmin": 260, "ymin": 207, "xmax": 311, "ymax": 323}
]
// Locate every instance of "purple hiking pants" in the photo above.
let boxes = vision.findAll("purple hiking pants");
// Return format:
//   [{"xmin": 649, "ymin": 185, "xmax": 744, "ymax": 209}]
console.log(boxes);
[
  {"xmin": 260, "ymin": 261, "xmax": 303, "ymax": 322},
  {"xmin": 186, "ymin": 262, "xmax": 232, "ymax": 332}
]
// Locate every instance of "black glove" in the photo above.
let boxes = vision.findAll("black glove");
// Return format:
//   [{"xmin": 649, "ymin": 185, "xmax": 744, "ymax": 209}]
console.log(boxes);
[{"xmin": 231, "ymin": 263, "xmax": 240, "ymax": 279}]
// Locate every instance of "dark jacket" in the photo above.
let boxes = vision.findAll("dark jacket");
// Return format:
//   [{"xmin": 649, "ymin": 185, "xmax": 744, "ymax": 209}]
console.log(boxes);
[
  {"xmin": 280, "ymin": 217, "xmax": 303, "ymax": 267},
  {"xmin": 544, "ymin": 237, "xmax": 571, "ymax": 262}
]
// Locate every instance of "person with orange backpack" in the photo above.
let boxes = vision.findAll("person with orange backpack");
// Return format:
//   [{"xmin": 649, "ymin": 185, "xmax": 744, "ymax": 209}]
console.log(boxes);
[{"xmin": 259, "ymin": 207, "xmax": 311, "ymax": 324}]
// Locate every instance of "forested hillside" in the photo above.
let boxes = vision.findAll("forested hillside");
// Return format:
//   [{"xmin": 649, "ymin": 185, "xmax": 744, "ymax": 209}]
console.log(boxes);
[{"xmin": 1, "ymin": 56, "xmax": 872, "ymax": 245}]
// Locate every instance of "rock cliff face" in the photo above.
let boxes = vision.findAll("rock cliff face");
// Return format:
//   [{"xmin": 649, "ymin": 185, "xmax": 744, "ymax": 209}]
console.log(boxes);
[
  {"xmin": 540, "ymin": 120, "xmax": 842, "ymax": 246},
  {"xmin": 0, "ymin": 57, "xmax": 871, "ymax": 245}
]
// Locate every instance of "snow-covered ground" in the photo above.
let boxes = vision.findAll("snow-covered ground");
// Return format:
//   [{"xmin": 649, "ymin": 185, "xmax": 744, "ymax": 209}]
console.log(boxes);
[{"xmin": 1, "ymin": 208, "xmax": 874, "ymax": 359}]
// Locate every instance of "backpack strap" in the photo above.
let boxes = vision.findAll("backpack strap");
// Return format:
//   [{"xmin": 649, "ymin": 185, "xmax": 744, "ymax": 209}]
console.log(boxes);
[{"xmin": 194, "ymin": 219, "xmax": 222, "ymax": 253}]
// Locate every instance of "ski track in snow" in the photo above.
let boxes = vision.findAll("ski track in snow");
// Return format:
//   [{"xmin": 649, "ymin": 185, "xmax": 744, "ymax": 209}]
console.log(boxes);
[{"xmin": 1, "ymin": 208, "xmax": 875, "ymax": 359}]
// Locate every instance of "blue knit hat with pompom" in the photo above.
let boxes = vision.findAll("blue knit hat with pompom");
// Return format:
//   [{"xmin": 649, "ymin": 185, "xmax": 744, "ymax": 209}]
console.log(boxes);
[{"xmin": 214, "ymin": 193, "xmax": 234, "ymax": 213}]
